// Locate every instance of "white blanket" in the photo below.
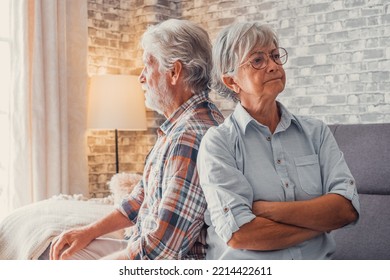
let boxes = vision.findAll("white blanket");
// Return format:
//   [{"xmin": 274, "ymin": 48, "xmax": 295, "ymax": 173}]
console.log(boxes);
[{"xmin": 0, "ymin": 198, "xmax": 120, "ymax": 260}]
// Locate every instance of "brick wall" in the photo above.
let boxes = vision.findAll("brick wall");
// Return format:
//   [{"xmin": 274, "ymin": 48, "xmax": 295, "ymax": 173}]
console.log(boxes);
[
  {"xmin": 181, "ymin": 0, "xmax": 390, "ymax": 124},
  {"xmin": 87, "ymin": 0, "xmax": 389, "ymax": 196}
]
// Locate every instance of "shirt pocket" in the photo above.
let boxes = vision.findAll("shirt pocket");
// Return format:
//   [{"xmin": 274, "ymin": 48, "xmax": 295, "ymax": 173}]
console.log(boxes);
[{"xmin": 294, "ymin": 154, "xmax": 322, "ymax": 196}]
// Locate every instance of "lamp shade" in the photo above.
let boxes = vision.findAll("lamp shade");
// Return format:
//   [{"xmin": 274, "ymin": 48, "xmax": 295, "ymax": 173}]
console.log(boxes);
[{"xmin": 87, "ymin": 75, "xmax": 147, "ymax": 130}]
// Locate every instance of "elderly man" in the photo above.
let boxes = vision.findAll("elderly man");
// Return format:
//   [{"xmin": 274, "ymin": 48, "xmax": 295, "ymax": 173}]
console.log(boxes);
[{"xmin": 44, "ymin": 19, "xmax": 223, "ymax": 260}]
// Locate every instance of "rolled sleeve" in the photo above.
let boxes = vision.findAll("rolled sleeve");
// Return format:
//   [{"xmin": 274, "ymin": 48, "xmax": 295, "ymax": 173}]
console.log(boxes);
[
  {"xmin": 198, "ymin": 128, "xmax": 256, "ymax": 242},
  {"xmin": 328, "ymin": 176, "xmax": 360, "ymax": 223},
  {"xmin": 320, "ymin": 125, "xmax": 361, "ymax": 222},
  {"xmin": 116, "ymin": 180, "xmax": 144, "ymax": 224},
  {"xmin": 211, "ymin": 194, "xmax": 256, "ymax": 242}
]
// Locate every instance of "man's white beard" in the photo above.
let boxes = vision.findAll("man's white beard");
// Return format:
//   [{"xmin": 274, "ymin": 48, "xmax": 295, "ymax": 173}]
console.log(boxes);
[{"xmin": 144, "ymin": 78, "xmax": 174, "ymax": 116}]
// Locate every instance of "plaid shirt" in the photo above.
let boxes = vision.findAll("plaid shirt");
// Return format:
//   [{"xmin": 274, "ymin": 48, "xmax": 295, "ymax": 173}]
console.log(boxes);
[{"xmin": 117, "ymin": 92, "xmax": 224, "ymax": 259}]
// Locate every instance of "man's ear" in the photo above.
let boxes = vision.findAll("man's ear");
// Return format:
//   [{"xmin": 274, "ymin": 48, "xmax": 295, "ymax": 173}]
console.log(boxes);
[
  {"xmin": 222, "ymin": 75, "xmax": 241, "ymax": 93},
  {"xmin": 170, "ymin": 61, "xmax": 183, "ymax": 85}
]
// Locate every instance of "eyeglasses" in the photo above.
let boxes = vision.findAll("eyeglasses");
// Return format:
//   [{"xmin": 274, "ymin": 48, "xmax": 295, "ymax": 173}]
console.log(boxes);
[{"xmin": 239, "ymin": 47, "xmax": 288, "ymax": 70}]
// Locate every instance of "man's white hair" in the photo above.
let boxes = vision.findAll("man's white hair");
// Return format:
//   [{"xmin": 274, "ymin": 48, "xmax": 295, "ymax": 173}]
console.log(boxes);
[{"xmin": 141, "ymin": 19, "xmax": 212, "ymax": 95}]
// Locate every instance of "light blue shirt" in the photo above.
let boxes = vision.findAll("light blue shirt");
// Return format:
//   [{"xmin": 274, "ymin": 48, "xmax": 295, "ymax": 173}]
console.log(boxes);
[{"xmin": 197, "ymin": 102, "xmax": 360, "ymax": 260}]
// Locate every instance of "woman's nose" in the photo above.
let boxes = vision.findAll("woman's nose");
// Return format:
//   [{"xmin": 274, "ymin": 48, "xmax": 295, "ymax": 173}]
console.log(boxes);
[{"xmin": 266, "ymin": 58, "xmax": 278, "ymax": 72}]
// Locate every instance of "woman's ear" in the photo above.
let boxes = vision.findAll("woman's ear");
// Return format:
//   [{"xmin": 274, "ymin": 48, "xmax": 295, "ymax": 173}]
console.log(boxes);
[
  {"xmin": 222, "ymin": 75, "xmax": 241, "ymax": 93},
  {"xmin": 170, "ymin": 61, "xmax": 183, "ymax": 85}
]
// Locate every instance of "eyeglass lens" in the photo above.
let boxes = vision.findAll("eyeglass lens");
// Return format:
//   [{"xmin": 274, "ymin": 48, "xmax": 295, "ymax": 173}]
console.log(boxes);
[{"xmin": 250, "ymin": 48, "xmax": 287, "ymax": 70}]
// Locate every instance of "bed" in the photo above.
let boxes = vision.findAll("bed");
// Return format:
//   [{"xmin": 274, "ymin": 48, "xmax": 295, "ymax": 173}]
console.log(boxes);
[{"xmin": 0, "ymin": 172, "xmax": 141, "ymax": 260}]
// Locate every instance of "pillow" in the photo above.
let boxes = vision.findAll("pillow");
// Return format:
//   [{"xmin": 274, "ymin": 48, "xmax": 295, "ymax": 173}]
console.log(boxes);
[{"xmin": 107, "ymin": 172, "xmax": 142, "ymax": 205}]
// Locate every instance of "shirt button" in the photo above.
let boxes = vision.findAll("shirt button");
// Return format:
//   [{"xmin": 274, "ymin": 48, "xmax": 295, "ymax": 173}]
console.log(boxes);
[
  {"xmin": 223, "ymin": 207, "xmax": 229, "ymax": 213},
  {"xmin": 285, "ymin": 182, "xmax": 289, "ymax": 188},
  {"xmin": 349, "ymin": 180, "xmax": 354, "ymax": 185},
  {"xmin": 266, "ymin": 136, "xmax": 271, "ymax": 141},
  {"xmin": 277, "ymin": 159, "xmax": 281, "ymax": 164}
]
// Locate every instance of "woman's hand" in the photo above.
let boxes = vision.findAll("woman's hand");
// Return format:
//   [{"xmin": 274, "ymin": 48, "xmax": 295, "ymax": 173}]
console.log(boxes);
[
  {"xmin": 252, "ymin": 194, "xmax": 358, "ymax": 232},
  {"xmin": 252, "ymin": 200, "xmax": 273, "ymax": 218}
]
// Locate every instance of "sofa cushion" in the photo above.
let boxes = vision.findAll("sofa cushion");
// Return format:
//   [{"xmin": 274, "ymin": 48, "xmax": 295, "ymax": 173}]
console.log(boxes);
[
  {"xmin": 329, "ymin": 123, "xmax": 390, "ymax": 195},
  {"xmin": 332, "ymin": 193, "xmax": 390, "ymax": 260}
]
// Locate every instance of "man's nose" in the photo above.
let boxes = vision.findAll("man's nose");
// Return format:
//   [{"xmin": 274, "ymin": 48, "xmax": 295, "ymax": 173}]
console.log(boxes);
[{"xmin": 139, "ymin": 69, "xmax": 146, "ymax": 83}]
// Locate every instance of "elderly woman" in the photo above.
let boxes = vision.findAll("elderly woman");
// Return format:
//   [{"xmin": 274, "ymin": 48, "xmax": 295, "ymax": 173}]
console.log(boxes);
[{"xmin": 197, "ymin": 22, "xmax": 360, "ymax": 259}]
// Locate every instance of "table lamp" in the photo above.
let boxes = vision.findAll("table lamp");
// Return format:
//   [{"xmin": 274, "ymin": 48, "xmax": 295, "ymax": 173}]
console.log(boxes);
[{"xmin": 87, "ymin": 74, "xmax": 147, "ymax": 173}]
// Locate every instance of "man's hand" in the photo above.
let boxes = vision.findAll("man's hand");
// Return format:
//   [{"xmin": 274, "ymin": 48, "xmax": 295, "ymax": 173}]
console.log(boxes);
[
  {"xmin": 49, "ymin": 210, "xmax": 133, "ymax": 260},
  {"xmin": 50, "ymin": 226, "xmax": 93, "ymax": 260}
]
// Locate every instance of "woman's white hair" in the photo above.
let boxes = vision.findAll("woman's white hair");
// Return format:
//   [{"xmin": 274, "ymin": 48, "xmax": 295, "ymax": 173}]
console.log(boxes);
[
  {"xmin": 141, "ymin": 19, "xmax": 212, "ymax": 95},
  {"xmin": 211, "ymin": 22, "xmax": 279, "ymax": 102}
]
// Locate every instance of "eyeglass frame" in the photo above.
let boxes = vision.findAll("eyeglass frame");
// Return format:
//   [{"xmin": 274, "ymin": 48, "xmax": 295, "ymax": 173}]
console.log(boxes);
[{"xmin": 238, "ymin": 47, "xmax": 288, "ymax": 71}]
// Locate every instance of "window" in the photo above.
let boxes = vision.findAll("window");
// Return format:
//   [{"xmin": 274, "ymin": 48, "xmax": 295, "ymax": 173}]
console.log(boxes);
[{"xmin": 0, "ymin": 0, "xmax": 11, "ymax": 220}]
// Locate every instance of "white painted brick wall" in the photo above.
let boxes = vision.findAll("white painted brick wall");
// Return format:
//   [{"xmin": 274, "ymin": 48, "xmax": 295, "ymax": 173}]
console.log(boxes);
[{"xmin": 182, "ymin": 0, "xmax": 390, "ymax": 124}]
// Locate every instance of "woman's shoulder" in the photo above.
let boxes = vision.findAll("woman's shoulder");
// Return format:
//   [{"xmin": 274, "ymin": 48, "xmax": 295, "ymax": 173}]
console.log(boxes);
[
  {"xmin": 293, "ymin": 114, "xmax": 328, "ymax": 130},
  {"xmin": 278, "ymin": 101, "xmax": 327, "ymax": 132},
  {"xmin": 292, "ymin": 114, "xmax": 332, "ymax": 144}
]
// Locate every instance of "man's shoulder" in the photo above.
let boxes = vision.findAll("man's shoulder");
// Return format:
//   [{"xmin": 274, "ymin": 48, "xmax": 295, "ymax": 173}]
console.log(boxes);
[{"xmin": 175, "ymin": 101, "xmax": 224, "ymax": 135}]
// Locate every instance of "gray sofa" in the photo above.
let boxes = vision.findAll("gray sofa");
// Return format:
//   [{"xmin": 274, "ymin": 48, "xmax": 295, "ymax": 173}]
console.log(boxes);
[{"xmin": 329, "ymin": 123, "xmax": 390, "ymax": 260}]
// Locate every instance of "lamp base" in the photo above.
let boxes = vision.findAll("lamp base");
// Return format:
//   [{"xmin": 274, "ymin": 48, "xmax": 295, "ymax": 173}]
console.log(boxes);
[{"xmin": 115, "ymin": 129, "xmax": 119, "ymax": 173}]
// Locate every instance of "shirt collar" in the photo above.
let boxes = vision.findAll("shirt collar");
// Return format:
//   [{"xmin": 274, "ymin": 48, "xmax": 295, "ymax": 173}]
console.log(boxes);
[
  {"xmin": 232, "ymin": 102, "xmax": 253, "ymax": 135},
  {"xmin": 233, "ymin": 101, "xmax": 303, "ymax": 135},
  {"xmin": 276, "ymin": 101, "xmax": 303, "ymax": 133},
  {"xmin": 159, "ymin": 91, "xmax": 210, "ymax": 135}
]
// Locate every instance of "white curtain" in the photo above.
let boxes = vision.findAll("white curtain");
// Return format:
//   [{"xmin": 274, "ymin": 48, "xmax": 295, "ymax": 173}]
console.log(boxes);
[{"xmin": 7, "ymin": 0, "xmax": 89, "ymax": 213}]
